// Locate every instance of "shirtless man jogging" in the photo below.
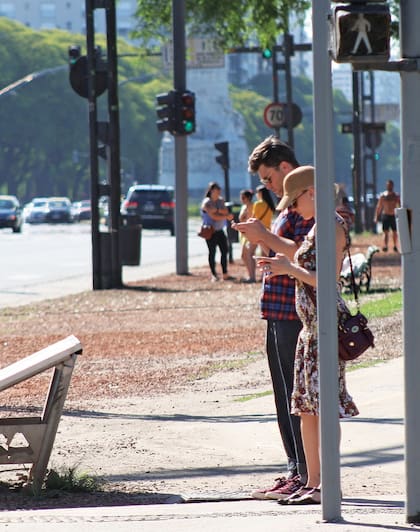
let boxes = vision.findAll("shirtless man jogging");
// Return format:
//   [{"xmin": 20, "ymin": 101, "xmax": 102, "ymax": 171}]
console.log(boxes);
[{"xmin": 374, "ymin": 179, "xmax": 400, "ymax": 252}]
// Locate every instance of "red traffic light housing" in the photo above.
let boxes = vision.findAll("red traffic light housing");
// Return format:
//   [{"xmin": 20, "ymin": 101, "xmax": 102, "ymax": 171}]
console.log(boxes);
[
  {"xmin": 329, "ymin": 2, "xmax": 391, "ymax": 63},
  {"xmin": 176, "ymin": 90, "xmax": 195, "ymax": 135},
  {"xmin": 156, "ymin": 90, "xmax": 196, "ymax": 136}
]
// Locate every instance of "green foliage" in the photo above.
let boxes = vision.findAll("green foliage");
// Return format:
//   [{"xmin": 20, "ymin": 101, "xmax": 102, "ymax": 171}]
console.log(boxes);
[
  {"xmin": 376, "ymin": 123, "xmax": 400, "ymax": 187},
  {"xmin": 133, "ymin": 0, "xmax": 311, "ymax": 49},
  {"xmin": 229, "ymin": 86, "xmax": 270, "ymax": 150},
  {"xmin": 229, "ymin": 72, "xmax": 355, "ymax": 189},
  {"xmin": 188, "ymin": 203, "xmax": 201, "ymax": 217},
  {"xmin": 45, "ymin": 467, "xmax": 100, "ymax": 493},
  {"xmin": 0, "ymin": 19, "xmax": 169, "ymax": 201}
]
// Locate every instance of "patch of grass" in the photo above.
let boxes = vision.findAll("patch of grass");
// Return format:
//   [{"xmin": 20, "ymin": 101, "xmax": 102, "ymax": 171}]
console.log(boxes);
[
  {"xmin": 346, "ymin": 358, "xmax": 387, "ymax": 372},
  {"xmin": 188, "ymin": 204, "xmax": 201, "ymax": 217},
  {"xmin": 234, "ymin": 390, "xmax": 273, "ymax": 402},
  {"xmin": 359, "ymin": 291, "xmax": 402, "ymax": 319},
  {"xmin": 44, "ymin": 467, "xmax": 100, "ymax": 493},
  {"xmin": 190, "ymin": 353, "xmax": 262, "ymax": 382},
  {"xmin": 342, "ymin": 290, "xmax": 402, "ymax": 319}
]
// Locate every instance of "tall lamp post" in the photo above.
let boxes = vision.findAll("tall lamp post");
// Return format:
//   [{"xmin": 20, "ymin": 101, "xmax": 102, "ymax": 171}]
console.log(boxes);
[{"xmin": 0, "ymin": 65, "xmax": 67, "ymax": 98}]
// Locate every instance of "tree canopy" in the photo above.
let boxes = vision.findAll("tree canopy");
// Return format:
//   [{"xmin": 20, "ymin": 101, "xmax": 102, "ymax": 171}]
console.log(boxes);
[
  {"xmin": 133, "ymin": 0, "xmax": 311, "ymax": 49},
  {"xmin": 133, "ymin": 1, "xmax": 400, "ymax": 49},
  {"xmin": 0, "ymin": 18, "xmax": 168, "ymax": 202}
]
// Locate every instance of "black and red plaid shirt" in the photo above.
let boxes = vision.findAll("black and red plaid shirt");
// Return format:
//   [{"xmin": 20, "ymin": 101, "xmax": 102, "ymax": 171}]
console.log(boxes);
[{"xmin": 260, "ymin": 209, "xmax": 315, "ymax": 321}]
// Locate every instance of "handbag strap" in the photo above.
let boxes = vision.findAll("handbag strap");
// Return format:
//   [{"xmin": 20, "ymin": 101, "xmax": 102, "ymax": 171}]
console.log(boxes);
[
  {"xmin": 346, "ymin": 248, "xmax": 360, "ymax": 312},
  {"xmin": 302, "ymin": 248, "xmax": 358, "ymax": 310},
  {"xmin": 257, "ymin": 205, "xmax": 270, "ymax": 221}
]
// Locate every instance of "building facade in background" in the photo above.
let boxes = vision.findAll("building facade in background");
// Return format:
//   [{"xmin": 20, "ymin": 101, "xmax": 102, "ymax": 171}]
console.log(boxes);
[
  {"xmin": 159, "ymin": 38, "xmax": 250, "ymax": 198},
  {"xmin": 0, "ymin": 0, "xmax": 137, "ymax": 39}
]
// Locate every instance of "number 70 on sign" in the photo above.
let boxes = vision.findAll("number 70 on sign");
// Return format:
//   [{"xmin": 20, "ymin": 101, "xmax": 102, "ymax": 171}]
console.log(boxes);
[{"xmin": 263, "ymin": 102, "xmax": 302, "ymax": 129}]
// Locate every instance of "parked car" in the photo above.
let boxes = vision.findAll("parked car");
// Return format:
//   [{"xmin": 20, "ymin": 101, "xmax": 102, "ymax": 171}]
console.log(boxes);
[
  {"xmin": 121, "ymin": 185, "xmax": 175, "ymax": 235},
  {"xmin": 72, "ymin": 199, "xmax": 91, "ymax": 221},
  {"xmin": 0, "ymin": 195, "xmax": 23, "ymax": 233},
  {"xmin": 25, "ymin": 197, "xmax": 50, "ymax": 224},
  {"xmin": 26, "ymin": 197, "xmax": 73, "ymax": 224},
  {"xmin": 45, "ymin": 197, "xmax": 73, "ymax": 223}
]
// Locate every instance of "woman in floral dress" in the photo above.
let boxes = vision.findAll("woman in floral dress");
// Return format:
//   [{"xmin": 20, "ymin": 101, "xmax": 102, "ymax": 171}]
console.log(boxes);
[{"xmin": 257, "ymin": 166, "xmax": 358, "ymax": 505}]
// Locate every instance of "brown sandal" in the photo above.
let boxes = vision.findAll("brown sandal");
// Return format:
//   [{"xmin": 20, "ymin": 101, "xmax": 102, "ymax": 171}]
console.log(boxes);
[{"xmin": 286, "ymin": 487, "xmax": 321, "ymax": 505}]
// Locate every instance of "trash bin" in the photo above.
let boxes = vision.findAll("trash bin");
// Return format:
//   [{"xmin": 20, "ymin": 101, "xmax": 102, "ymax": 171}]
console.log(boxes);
[
  {"xmin": 225, "ymin": 201, "xmax": 241, "ymax": 244},
  {"xmin": 120, "ymin": 214, "xmax": 142, "ymax": 266}
]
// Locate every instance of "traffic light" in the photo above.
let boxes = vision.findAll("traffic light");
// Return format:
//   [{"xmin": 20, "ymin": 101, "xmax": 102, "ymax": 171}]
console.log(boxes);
[
  {"xmin": 68, "ymin": 45, "xmax": 107, "ymax": 99},
  {"xmin": 68, "ymin": 45, "xmax": 81, "ymax": 65},
  {"xmin": 341, "ymin": 122, "xmax": 353, "ymax": 134},
  {"xmin": 262, "ymin": 48, "xmax": 273, "ymax": 60},
  {"xmin": 155, "ymin": 91, "xmax": 176, "ymax": 133},
  {"xmin": 363, "ymin": 121, "xmax": 386, "ymax": 150},
  {"xmin": 156, "ymin": 90, "xmax": 196, "ymax": 136},
  {"xmin": 329, "ymin": 2, "xmax": 391, "ymax": 63},
  {"xmin": 215, "ymin": 142, "xmax": 229, "ymax": 170},
  {"xmin": 176, "ymin": 90, "xmax": 195, "ymax": 135}
]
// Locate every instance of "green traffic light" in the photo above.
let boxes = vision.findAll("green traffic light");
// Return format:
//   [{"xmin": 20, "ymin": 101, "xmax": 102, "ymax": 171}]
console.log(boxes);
[
  {"xmin": 183, "ymin": 121, "xmax": 194, "ymax": 133},
  {"xmin": 262, "ymin": 48, "xmax": 272, "ymax": 59},
  {"xmin": 374, "ymin": 152, "xmax": 380, "ymax": 161}
]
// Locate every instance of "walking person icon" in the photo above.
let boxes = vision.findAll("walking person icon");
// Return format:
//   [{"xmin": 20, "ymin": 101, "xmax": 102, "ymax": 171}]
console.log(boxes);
[{"xmin": 351, "ymin": 13, "xmax": 372, "ymax": 54}]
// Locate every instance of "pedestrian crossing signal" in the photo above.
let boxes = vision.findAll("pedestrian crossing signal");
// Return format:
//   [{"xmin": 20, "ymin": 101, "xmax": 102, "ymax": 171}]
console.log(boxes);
[{"xmin": 329, "ymin": 3, "xmax": 391, "ymax": 63}]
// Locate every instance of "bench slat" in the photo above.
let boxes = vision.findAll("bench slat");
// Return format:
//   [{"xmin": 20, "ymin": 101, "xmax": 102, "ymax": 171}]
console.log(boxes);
[{"xmin": 0, "ymin": 335, "xmax": 82, "ymax": 392}]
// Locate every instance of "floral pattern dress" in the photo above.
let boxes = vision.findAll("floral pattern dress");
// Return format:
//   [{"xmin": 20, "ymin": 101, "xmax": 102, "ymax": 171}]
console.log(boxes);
[{"xmin": 291, "ymin": 215, "xmax": 359, "ymax": 419}]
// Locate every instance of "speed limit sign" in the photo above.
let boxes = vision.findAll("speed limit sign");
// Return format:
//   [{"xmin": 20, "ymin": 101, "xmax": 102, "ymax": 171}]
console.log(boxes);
[
  {"xmin": 263, "ymin": 102, "xmax": 303, "ymax": 129},
  {"xmin": 264, "ymin": 102, "xmax": 285, "ymax": 128}
]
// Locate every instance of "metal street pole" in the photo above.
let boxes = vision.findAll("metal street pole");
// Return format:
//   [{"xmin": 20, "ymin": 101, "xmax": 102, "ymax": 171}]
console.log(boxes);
[
  {"xmin": 172, "ymin": 0, "xmax": 189, "ymax": 275},
  {"xmin": 400, "ymin": 0, "xmax": 420, "ymax": 523},
  {"xmin": 284, "ymin": 33, "xmax": 294, "ymax": 148},
  {"xmin": 105, "ymin": 1, "xmax": 122, "ymax": 289},
  {"xmin": 271, "ymin": 48, "xmax": 280, "ymax": 137},
  {"xmin": 352, "ymin": 71, "xmax": 363, "ymax": 233},
  {"xmin": 85, "ymin": 0, "xmax": 102, "ymax": 290},
  {"xmin": 313, "ymin": 0, "xmax": 342, "ymax": 521}
]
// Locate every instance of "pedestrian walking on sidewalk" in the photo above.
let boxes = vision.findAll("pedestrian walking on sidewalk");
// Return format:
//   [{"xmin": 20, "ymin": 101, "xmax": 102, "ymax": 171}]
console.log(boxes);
[
  {"xmin": 232, "ymin": 136, "xmax": 313, "ymax": 501},
  {"xmin": 201, "ymin": 182, "xmax": 234, "ymax": 282},
  {"xmin": 256, "ymin": 166, "xmax": 359, "ymax": 505}
]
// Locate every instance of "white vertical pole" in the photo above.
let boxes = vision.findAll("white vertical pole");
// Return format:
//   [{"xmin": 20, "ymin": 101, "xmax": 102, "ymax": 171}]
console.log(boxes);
[
  {"xmin": 400, "ymin": 0, "xmax": 420, "ymax": 523},
  {"xmin": 312, "ymin": 2, "xmax": 342, "ymax": 521}
]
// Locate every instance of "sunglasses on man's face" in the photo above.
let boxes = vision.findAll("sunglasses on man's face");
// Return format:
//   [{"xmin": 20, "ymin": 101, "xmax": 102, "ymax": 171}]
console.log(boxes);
[{"xmin": 259, "ymin": 167, "xmax": 279, "ymax": 185}]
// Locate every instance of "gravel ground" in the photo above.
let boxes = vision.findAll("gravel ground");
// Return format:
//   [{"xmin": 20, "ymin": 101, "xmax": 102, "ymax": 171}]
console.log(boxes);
[{"xmin": 0, "ymin": 233, "xmax": 402, "ymax": 508}]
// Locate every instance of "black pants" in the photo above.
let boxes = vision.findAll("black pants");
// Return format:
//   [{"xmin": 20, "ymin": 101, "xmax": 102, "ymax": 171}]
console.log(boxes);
[
  {"xmin": 266, "ymin": 319, "xmax": 307, "ymax": 480},
  {"xmin": 206, "ymin": 230, "xmax": 228, "ymax": 276}
]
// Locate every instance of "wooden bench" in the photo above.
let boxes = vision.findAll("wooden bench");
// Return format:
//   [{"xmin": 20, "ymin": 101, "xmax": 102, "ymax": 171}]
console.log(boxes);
[{"xmin": 0, "ymin": 335, "xmax": 82, "ymax": 493}]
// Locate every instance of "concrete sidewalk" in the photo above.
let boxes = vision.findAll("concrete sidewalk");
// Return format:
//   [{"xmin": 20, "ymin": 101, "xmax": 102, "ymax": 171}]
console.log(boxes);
[
  {"xmin": 0, "ymin": 357, "xmax": 415, "ymax": 530},
  {"xmin": 0, "ymin": 496, "xmax": 411, "ymax": 532}
]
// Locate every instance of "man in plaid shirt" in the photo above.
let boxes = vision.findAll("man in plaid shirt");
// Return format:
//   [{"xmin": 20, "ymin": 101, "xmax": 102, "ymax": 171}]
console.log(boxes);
[{"xmin": 234, "ymin": 136, "xmax": 314, "ymax": 501}]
